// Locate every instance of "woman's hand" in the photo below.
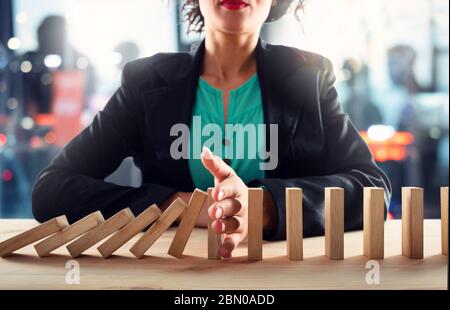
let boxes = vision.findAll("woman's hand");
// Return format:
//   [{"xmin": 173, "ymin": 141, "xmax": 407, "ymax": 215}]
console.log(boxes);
[
  {"xmin": 200, "ymin": 147, "xmax": 249, "ymax": 259},
  {"xmin": 162, "ymin": 146, "xmax": 278, "ymax": 258}
]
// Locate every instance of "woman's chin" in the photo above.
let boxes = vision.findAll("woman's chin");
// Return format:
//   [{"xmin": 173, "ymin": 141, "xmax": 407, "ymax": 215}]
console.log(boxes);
[{"xmin": 217, "ymin": 24, "xmax": 252, "ymax": 35}]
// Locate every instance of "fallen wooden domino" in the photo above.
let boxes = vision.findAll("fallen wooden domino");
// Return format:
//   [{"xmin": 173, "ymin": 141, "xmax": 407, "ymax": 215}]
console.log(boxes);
[
  {"xmin": 363, "ymin": 187, "xmax": 385, "ymax": 259},
  {"xmin": 66, "ymin": 208, "xmax": 135, "ymax": 258},
  {"xmin": 97, "ymin": 205, "xmax": 161, "ymax": 258},
  {"xmin": 441, "ymin": 187, "xmax": 448, "ymax": 256},
  {"xmin": 207, "ymin": 188, "xmax": 222, "ymax": 260},
  {"xmin": 130, "ymin": 198, "xmax": 187, "ymax": 258},
  {"xmin": 168, "ymin": 189, "xmax": 207, "ymax": 258},
  {"xmin": 402, "ymin": 187, "xmax": 424, "ymax": 259},
  {"xmin": 286, "ymin": 188, "xmax": 303, "ymax": 261},
  {"xmin": 34, "ymin": 211, "xmax": 104, "ymax": 257},
  {"xmin": 325, "ymin": 187, "xmax": 344, "ymax": 260},
  {"xmin": 248, "ymin": 188, "xmax": 263, "ymax": 261},
  {"xmin": 0, "ymin": 216, "xmax": 69, "ymax": 258}
]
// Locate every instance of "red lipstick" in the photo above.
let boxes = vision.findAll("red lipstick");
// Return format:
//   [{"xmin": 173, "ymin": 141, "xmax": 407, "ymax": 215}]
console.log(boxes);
[{"xmin": 220, "ymin": 0, "xmax": 249, "ymax": 11}]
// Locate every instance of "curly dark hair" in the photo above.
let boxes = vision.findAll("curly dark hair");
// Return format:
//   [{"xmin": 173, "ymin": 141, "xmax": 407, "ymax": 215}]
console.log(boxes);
[{"xmin": 181, "ymin": 0, "xmax": 307, "ymax": 34}]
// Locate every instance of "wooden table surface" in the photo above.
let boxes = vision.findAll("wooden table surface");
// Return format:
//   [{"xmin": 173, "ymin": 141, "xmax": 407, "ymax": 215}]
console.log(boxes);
[{"xmin": 0, "ymin": 219, "xmax": 447, "ymax": 290}]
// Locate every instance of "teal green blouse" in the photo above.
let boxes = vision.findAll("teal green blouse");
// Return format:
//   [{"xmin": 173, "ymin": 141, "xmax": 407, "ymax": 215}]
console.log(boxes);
[{"xmin": 188, "ymin": 74, "xmax": 266, "ymax": 191}]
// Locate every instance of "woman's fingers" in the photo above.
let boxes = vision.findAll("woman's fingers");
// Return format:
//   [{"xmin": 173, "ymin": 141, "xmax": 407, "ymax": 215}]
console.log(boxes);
[
  {"xmin": 213, "ymin": 177, "xmax": 242, "ymax": 202},
  {"xmin": 208, "ymin": 198, "xmax": 242, "ymax": 219},
  {"xmin": 200, "ymin": 146, "xmax": 249, "ymax": 259},
  {"xmin": 200, "ymin": 147, "xmax": 235, "ymax": 183},
  {"xmin": 220, "ymin": 234, "xmax": 244, "ymax": 259},
  {"xmin": 212, "ymin": 216, "xmax": 241, "ymax": 234}
]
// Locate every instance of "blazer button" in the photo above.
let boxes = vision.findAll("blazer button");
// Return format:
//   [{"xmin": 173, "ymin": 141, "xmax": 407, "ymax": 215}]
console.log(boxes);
[{"xmin": 224, "ymin": 159, "xmax": 232, "ymax": 166}]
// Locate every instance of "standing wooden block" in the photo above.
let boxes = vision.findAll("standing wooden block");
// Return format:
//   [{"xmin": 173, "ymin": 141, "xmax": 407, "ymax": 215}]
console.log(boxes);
[
  {"xmin": 402, "ymin": 187, "xmax": 424, "ymax": 259},
  {"xmin": 97, "ymin": 205, "xmax": 161, "ymax": 258},
  {"xmin": 207, "ymin": 188, "xmax": 222, "ymax": 260},
  {"xmin": 441, "ymin": 187, "xmax": 448, "ymax": 256},
  {"xmin": 325, "ymin": 187, "xmax": 344, "ymax": 260},
  {"xmin": 34, "ymin": 211, "xmax": 104, "ymax": 257},
  {"xmin": 248, "ymin": 188, "xmax": 263, "ymax": 261},
  {"xmin": 130, "ymin": 198, "xmax": 187, "ymax": 258},
  {"xmin": 0, "ymin": 216, "xmax": 69, "ymax": 258},
  {"xmin": 286, "ymin": 188, "xmax": 303, "ymax": 260},
  {"xmin": 66, "ymin": 208, "xmax": 135, "ymax": 258},
  {"xmin": 168, "ymin": 189, "xmax": 207, "ymax": 258},
  {"xmin": 363, "ymin": 187, "xmax": 385, "ymax": 259}
]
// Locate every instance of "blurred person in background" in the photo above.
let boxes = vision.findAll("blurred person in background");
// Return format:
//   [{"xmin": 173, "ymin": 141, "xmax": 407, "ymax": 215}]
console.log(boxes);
[
  {"xmin": 388, "ymin": 45, "xmax": 442, "ymax": 214},
  {"xmin": 114, "ymin": 42, "xmax": 141, "ymax": 71},
  {"xmin": 342, "ymin": 58, "xmax": 383, "ymax": 131},
  {"xmin": 21, "ymin": 15, "xmax": 96, "ymax": 118},
  {"xmin": 106, "ymin": 41, "xmax": 141, "ymax": 95},
  {"xmin": 32, "ymin": 0, "xmax": 391, "ymax": 258}
]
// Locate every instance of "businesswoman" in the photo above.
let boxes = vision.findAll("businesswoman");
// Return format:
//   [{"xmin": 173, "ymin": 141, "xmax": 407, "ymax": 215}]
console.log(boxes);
[{"xmin": 32, "ymin": 0, "xmax": 391, "ymax": 258}]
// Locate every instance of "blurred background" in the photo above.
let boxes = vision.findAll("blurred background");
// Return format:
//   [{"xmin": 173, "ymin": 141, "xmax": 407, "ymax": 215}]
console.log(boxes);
[{"xmin": 0, "ymin": 0, "xmax": 448, "ymax": 219}]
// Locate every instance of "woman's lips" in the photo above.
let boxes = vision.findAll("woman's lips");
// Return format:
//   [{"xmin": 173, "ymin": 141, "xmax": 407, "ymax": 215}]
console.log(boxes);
[{"xmin": 220, "ymin": 0, "xmax": 249, "ymax": 11}]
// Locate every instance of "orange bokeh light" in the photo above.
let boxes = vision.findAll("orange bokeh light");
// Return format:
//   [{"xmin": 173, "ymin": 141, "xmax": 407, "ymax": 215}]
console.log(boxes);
[
  {"xmin": 44, "ymin": 132, "xmax": 57, "ymax": 145},
  {"xmin": 35, "ymin": 114, "xmax": 55, "ymax": 127},
  {"xmin": 360, "ymin": 131, "xmax": 414, "ymax": 162}
]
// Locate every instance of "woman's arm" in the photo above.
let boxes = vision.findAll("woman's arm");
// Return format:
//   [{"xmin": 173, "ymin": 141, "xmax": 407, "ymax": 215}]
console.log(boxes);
[
  {"xmin": 32, "ymin": 63, "xmax": 177, "ymax": 223},
  {"xmin": 251, "ymin": 58, "xmax": 392, "ymax": 241}
]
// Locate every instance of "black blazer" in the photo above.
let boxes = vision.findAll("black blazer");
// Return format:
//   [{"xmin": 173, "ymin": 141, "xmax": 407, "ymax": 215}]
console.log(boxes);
[{"xmin": 32, "ymin": 39, "xmax": 391, "ymax": 241}]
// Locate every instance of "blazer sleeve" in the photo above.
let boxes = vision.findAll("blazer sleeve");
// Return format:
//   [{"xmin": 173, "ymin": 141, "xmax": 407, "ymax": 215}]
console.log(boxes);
[
  {"xmin": 32, "ymin": 63, "xmax": 177, "ymax": 223},
  {"xmin": 252, "ymin": 58, "xmax": 392, "ymax": 241}
]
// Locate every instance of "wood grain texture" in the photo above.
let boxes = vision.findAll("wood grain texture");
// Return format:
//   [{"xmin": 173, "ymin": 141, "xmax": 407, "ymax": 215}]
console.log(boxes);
[
  {"xmin": 207, "ymin": 188, "xmax": 222, "ymax": 260},
  {"xmin": 325, "ymin": 187, "xmax": 344, "ymax": 260},
  {"xmin": 0, "ymin": 220, "xmax": 446, "ymax": 290},
  {"xmin": 286, "ymin": 188, "xmax": 303, "ymax": 260},
  {"xmin": 130, "ymin": 198, "xmax": 187, "ymax": 259},
  {"xmin": 97, "ymin": 205, "xmax": 161, "ymax": 258},
  {"xmin": 363, "ymin": 188, "xmax": 385, "ymax": 259},
  {"xmin": 66, "ymin": 208, "xmax": 135, "ymax": 258},
  {"xmin": 402, "ymin": 187, "xmax": 424, "ymax": 259},
  {"xmin": 34, "ymin": 211, "xmax": 104, "ymax": 257},
  {"xmin": 248, "ymin": 188, "xmax": 263, "ymax": 261},
  {"xmin": 441, "ymin": 187, "xmax": 448, "ymax": 256},
  {"xmin": 168, "ymin": 189, "xmax": 207, "ymax": 258},
  {"xmin": 0, "ymin": 216, "xmax": 69, "ymax": 258}
]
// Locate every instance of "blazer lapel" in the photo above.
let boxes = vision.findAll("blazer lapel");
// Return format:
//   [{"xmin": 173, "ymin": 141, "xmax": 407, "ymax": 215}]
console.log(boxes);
[
  {"xmin": 140, "ymin": 42, "xmax": 205, "ymax": 190},
  {"xmin": 256, "ymin": 39, "xmax": 306, "ymax": 177}
]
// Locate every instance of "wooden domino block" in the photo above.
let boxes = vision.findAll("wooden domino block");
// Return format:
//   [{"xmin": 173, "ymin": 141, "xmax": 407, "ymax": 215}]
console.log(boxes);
[
  {"xmin": 363, "ymin": 187, "xmax": 385, "ymax": 259},
  {"xmin": 34, "ymin": 211, "xmax": 104, "ymax": 257},
  {"xmin": 130, "ymin": 198, "xmax": 187, "ymax": 258},
  {"xmin": 441, "ymin": 187, "xmax": 448, "ymax": 256},
  {"xmin": 168, "ymin": 189, "xmax": 207, "ymax": 258},
  {"xmin": 325, "ymin": 187, "xmax": 344, "ymax": 260},
  {"xmin": 97, "ymin": 205, "xmax": 161, "ymax": 258},
  {"xmin": 248, "ymin": 188, "xmax": 263, "ymax": 261},
  {"xmin": 402, "ymin": 187, "xmax": 424, "ymax": 259},
  {"xmin": 286, "ymin": 188, "xmax": 303, "ymax": 261},
  {"xmin": 0, "ymin": 216, "xmax": 69, "ymax": 258},
  {"xmin": 207, "ymin": 188, "xmax": 222, "ymax": 260},
  {"xmin": 66, "ymin": 208, "xmax": 135, "ymax": 258}
]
